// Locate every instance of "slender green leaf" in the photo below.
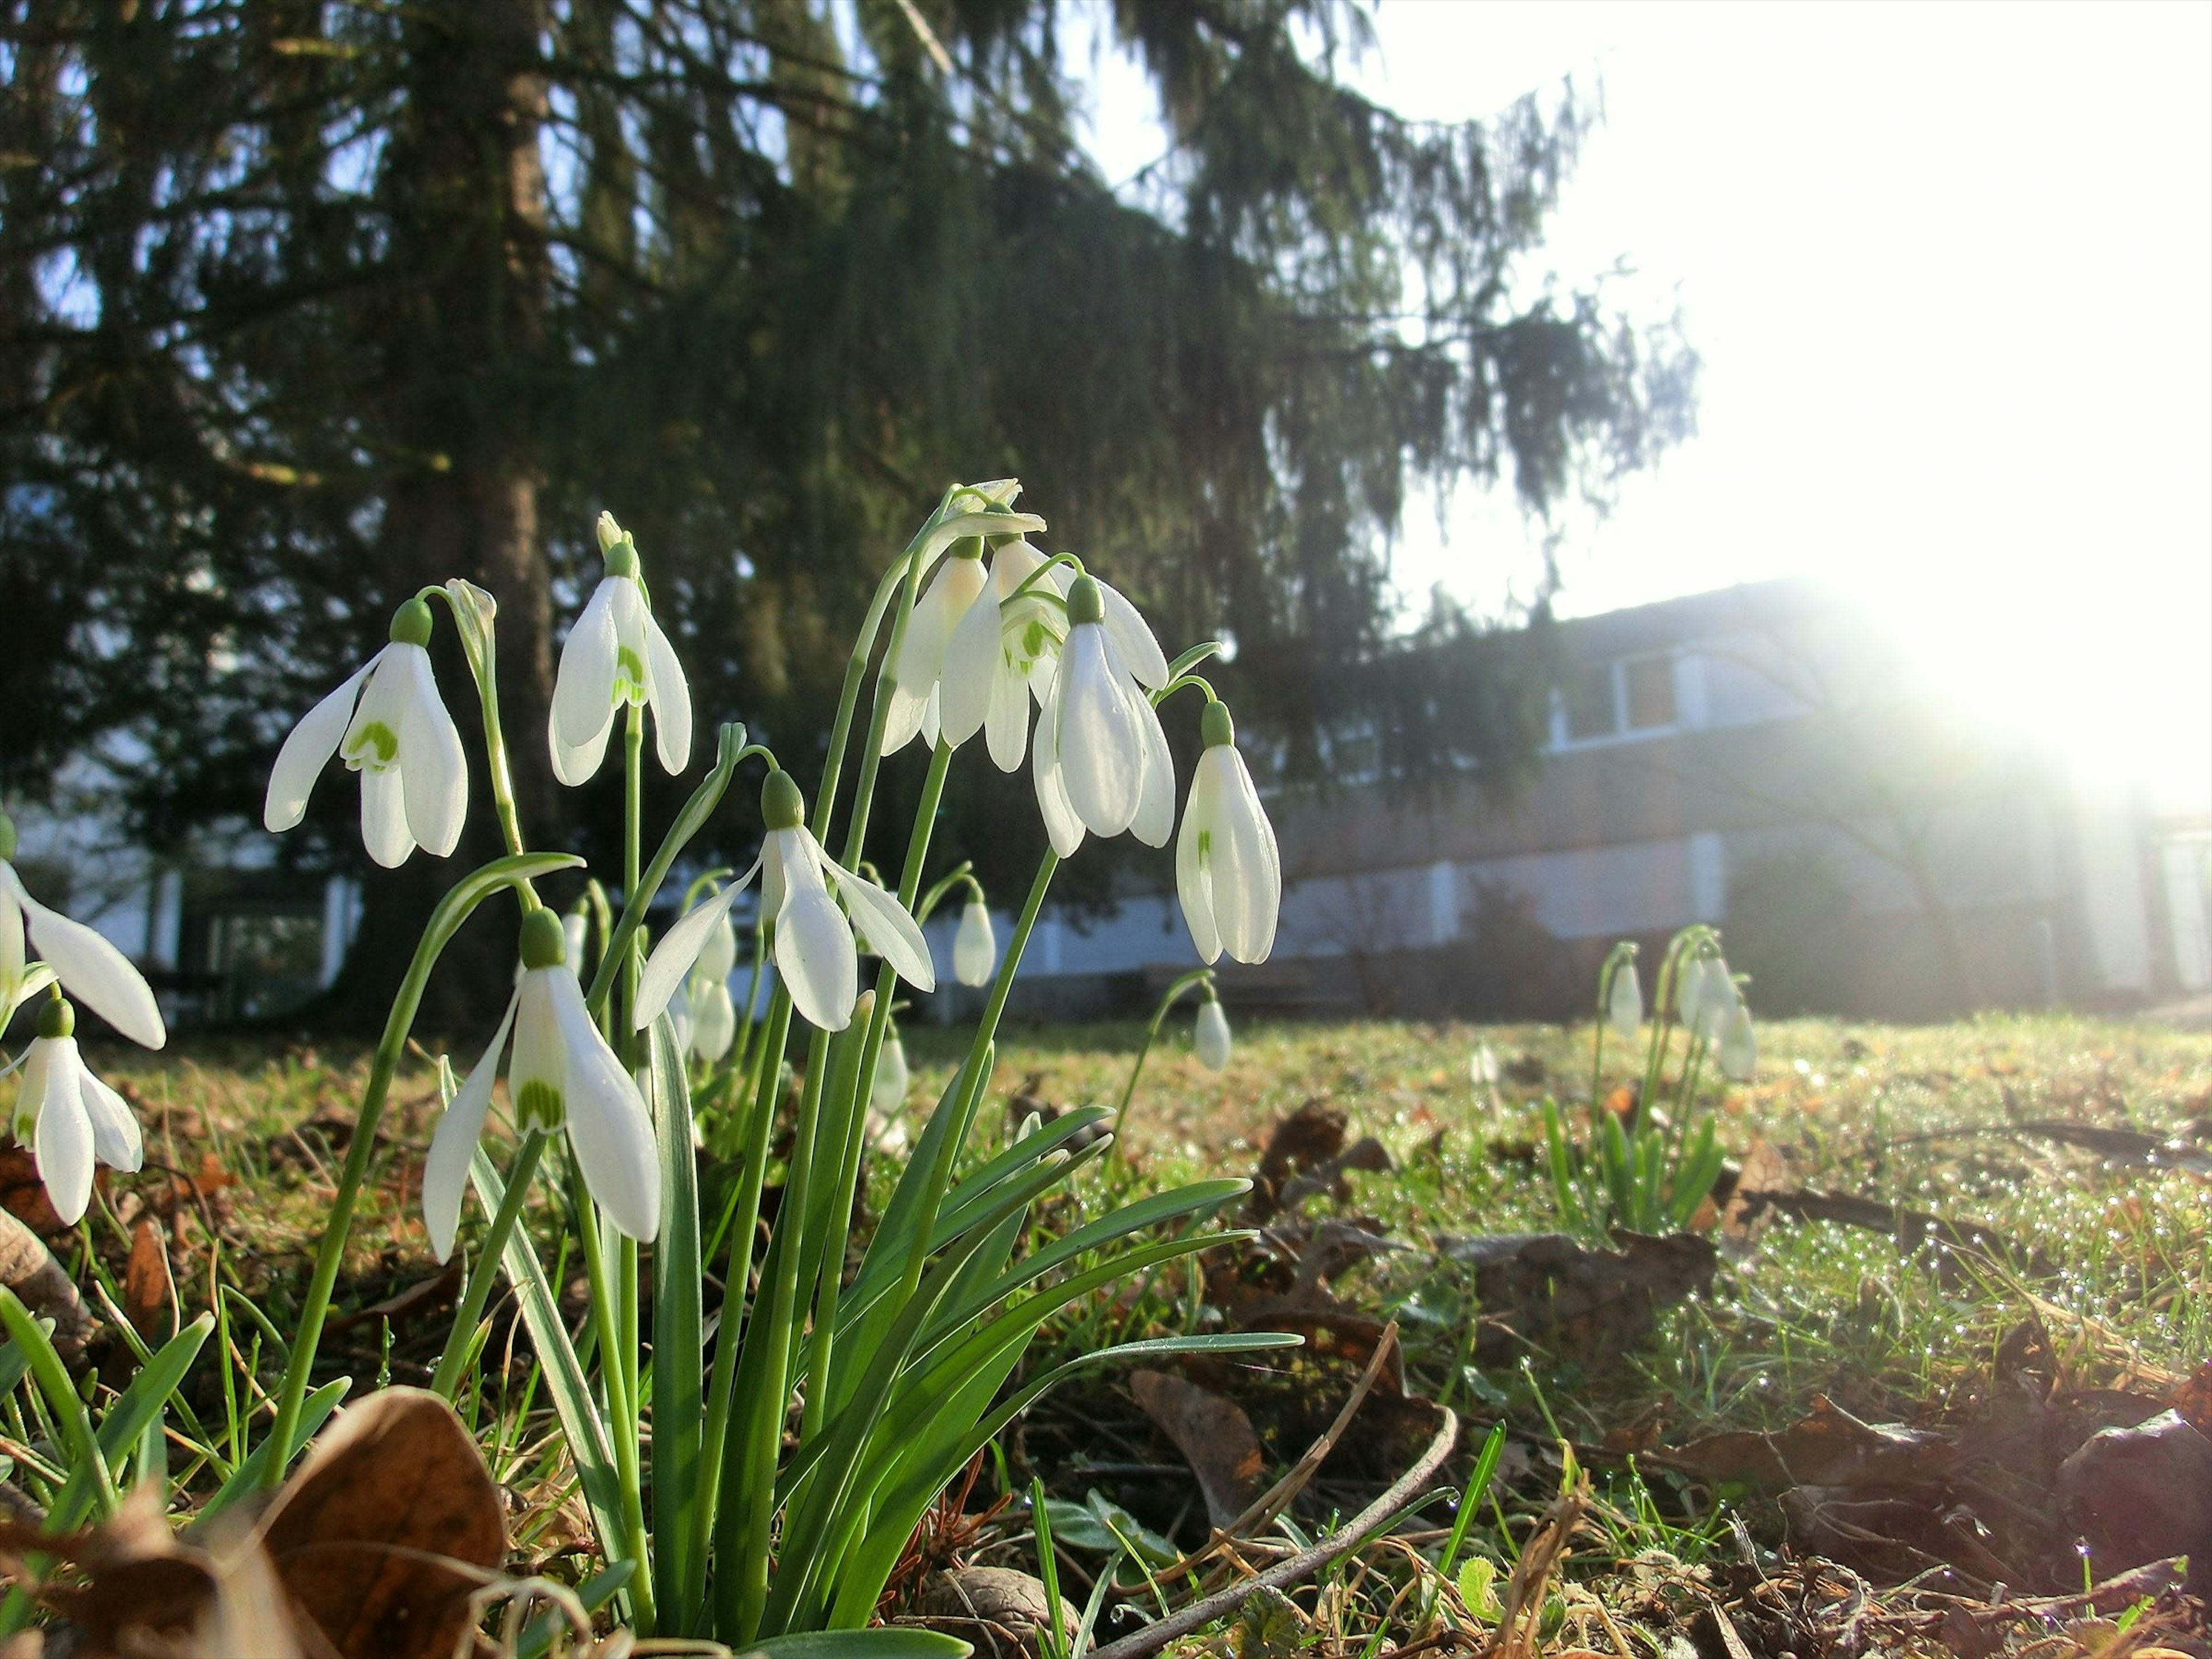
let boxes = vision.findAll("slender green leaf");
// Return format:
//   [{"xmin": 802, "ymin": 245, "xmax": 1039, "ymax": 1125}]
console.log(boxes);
[
  {"xmin": 0, "ymin": 1287, "xmax": 110, "ymax": 1517},
  {"xmin": 51, "ymin": 1313, "xmax": 213, "ymax": 1530},
  {"xmin": 204, "ymin": 1378, "xmax": 349, "ymax": 1521},
  {"xmin": 744, "ymin": 1631, "xmax": 972, "ymax": 1659},
  {"xmin": 650, "ymin": 1016, "xmax": 705, "ymax": 1630}
]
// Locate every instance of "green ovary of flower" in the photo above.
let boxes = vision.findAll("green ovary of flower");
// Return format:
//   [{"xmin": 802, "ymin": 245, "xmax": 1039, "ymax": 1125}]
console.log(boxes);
[
  {"xmin": 514, "ymin": 1080, "xmax": 566, "ymax": 1131},
  {"xmin": 615, "ymin": 645, "xmax": 647, "ymax": 702},
  {"xmin": 345, "ymin": 720, "xmax": 399, "ymax": 766}
]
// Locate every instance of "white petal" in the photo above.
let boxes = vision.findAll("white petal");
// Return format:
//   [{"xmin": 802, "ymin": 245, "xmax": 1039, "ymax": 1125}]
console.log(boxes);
[
  {"xmin": 697, "ymin": 915, "xmax": 740, "ymax": 982},
  {"xmin": 509, "ymin": 969, "xmax": 566, "ymax": 1125},
  {"xmin": 550, "ymin": 707, "xmax": 616, "ymax": 786},
  {"xmin": 550, "ymin": 969, "xmax": 660, "ymax": 1241},
  {"xmin": 774, "ymin": 839, "xmax": 858, "ymax": 1032},
  {"xmin": 816, "ymin": 839, "xmax": 935, "ymax": 993},
  {"xmin": 641, "ymin": 607, "xmax": 693, "ymax": 774},
  {"xmin": 1195, "ymin": 1001, "xmax": 1233, "ymax": 1071},
  {"xmin": 952, "ymin": 900, "xmax": 997, "ymax": 988},
  {"xmin": 1130, "ymin": 697, "xmax": 1175, "ymax": 849},
  {"xmin": 1031, "ymin": 679, "xmax": 1086, "ymax": 859},
  {"xmin": 1055, "ymin": 627, "xmax": 1143, "ymax": 836},
  {"xmin": 940, "ymin": 589, "xmax": 1000, "ymax": 751},
  {"xmin": 0, "ymin": 886, "xmax": 26, "ymax": 1006},
  {"xmin": 341, "ymin": 647, "xmax": 412, "ymax": 762},
  {"xmin": 1608, "ymin": 964, "xmax": 1642, "ymax": 1041},
  {"xmin": 423, "ymin": 997, "xmax": 516, "ymax": 1264},
  {"xmin": 77, "ymin": 1064, "xmax": 142, "ymax": 1172},
  {"xmin": 395, "ymin": 645, "xmax": 468, "ymax": 858},
  {"xmin": 264, "ymin": 656, "xmax": 377, "ymax": 832},
  {"xmin": 359, "ymin": 765, "xmax": 416, "ymax": 868},
  {"xmin": 9, "ymin": 870, "xmax": 167, "ymax": 1049},
  {"xmin": 878, "ymin": 683, "xmax": 932, "ymax": 756},
  {"xmin": 33, "ymin": 1039, "xmax": 93, "ymax": 1225},
  {"xmin": 1175, "ymin": 764, "xmax": 1223, "ymax": 966},
  {"xmin": 1209, "ymin": 747, "xmax": 1281, "ymax": 964},
  {"xmin": 553, "ymin": 581, "xmax": 622, "ymax": 750},
  {"xmin": 1097, "ymin": 579, "xmax": 1169, "ymax": 689},
  {"xmin": 690, "ymin": 982, "xmax": 736, "ymax": 1061},
  {"xmin": 635, "ymin": 885, "xmax": 743, "ymax": 1031}
]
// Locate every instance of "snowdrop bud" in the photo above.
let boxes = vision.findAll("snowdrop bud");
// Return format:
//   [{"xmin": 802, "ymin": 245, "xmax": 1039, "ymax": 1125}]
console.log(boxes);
[
  {"xmin": 1718, "ymin": 1000, "xmax": 1756, "ymax": 1081},
  {"xmin": 872, "ymin": 1029, "xmax": 910, "ymax": 1115},
  {"xmin": 1696, "ymin": 956, "xmax": 1736, "ymax": 1042},
  {"xmin": 1607, "ymin": 959, "xmax": 1642, "ymax": 1041},
  {"xmin": 597, "ymin": 511, "xmax": 623, "ymax": 554},
  {"xmin": 1675, "ymin": 954, "xmax": 1708, "ymax": 1029},
  {"xmin": 953, "ymin": 899, "xmax": 997, "ymax": 987},
  {"xmin": 690, "ymin": 980, "xmax": 736, "ymax": 1061},
  {"xmin": 562, "ymin": 910, "xmax": 590, "ymax": 977},
  {"xmin": 1195, "ymin": 995, "xmax": 1232, "ymax": 1070},
  {"xmin": 697, "ymin": 912, "xmax": 740, "ymax": 983}
]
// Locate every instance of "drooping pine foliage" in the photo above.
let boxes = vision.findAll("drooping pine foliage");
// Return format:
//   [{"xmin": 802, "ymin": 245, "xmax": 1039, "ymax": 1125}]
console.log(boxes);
[{"xmin": 1, "ymin": 0, "xmax": 1694, "ymax": 982}]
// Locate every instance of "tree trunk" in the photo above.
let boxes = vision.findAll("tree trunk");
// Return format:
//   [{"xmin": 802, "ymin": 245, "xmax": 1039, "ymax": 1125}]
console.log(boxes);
[{"xmin": 321, "ymin": 0, "xmax": 556, "ymax": 1037}]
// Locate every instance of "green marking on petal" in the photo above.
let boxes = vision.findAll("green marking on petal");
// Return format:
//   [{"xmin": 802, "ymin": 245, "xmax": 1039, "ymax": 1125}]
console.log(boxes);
[
  {"xmin": 346, "ymin": 721, "xmax": 399, "ymax": 765},
  {"xmin": 616, "ymin": 645, "xmax": 647, "ymax": 700},
  {"xmin": 514, "ymin": 1080, "xmax": 565, "ymax": 1132},
  {"xmin": 1197, "ymin": 830, "xmax": 1213, "ymax": 863}
]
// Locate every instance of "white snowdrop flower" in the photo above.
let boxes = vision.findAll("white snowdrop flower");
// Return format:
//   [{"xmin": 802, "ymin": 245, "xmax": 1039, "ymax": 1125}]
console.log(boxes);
[
  {"xmin": 1033, "ymin": 576, "xmax": 1174, "ymax": 857},
  {"xmin": 880, "ymin": 543, "xmax": 988, "ymax": 755},
  {"xmin": 951, "ymin": 897, "xmax": 998, "ymax": 988},
  {"xmin": 9, "ymin": 998, "xmax": 143, "ymax": 1227},
  {"xmin": 0, "ymin": 813, "xmax": 165, "ymax": 1049},
  {"xmin": 635, "ymin": 878, "xmax": 755, "ymax": 1032},
  {"xmin": 548, "ymin": 521, "xmax": 692, "ymax": 786},
  {"xmin": 1607, "ymin": 958, "xmax": 1643, "ymax": 1042},
  {"xmin": 1176, "ymin": 702, "xmax": 1280, "ymax": 965},
  {"xmin": 1195, "ymin": 995, "xmax": 1233, "ymax": 1071},
  {"xmin": 1675, "ymin": 952, "xmax": 1714, "ymax": 1032},
  {"xmin": 689, "ymin": 979, "xmax": 736, "ymax": 1062},
  {"xmin": 871, "ymin": 1028, "xmax": 910, "ymax": 1116},
  {"xmin": 1718, "ymin": 999, "xmax": 1757, "ymax": 1082},
  {"xmin": 666, "ymin": 983, "xmax": 695, "ymax": 1059},
  {"xmin": 1469, "ymin": 1042, "xmax": 1499, "ymax": 1089},
  {"xmin": 1694, "ymin": 956, "xmax": 1737, "ymax": 1043},
  {"xmin": 940, "ymin": 539, "xmax": 1069, "ymax": 770},
  {"xmin": 423, "ymin": 909, "xmax": 659, "ymax": 1261},
  {"xmin": 696, "ymin": 907, "xmax": 740, "ymax": 983},
  {"xmin": 263, "ymin": 597, "xmax": 468, "ymax": 870}
]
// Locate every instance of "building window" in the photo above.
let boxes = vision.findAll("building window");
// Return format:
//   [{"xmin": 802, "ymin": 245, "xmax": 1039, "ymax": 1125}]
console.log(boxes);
[
  {"xmin": 1563, "ymin": 664, "xmax": 1617, "ymax": 742},
  {"xmin": 1625, "ymin": 656, "xmax": 1677, "ymax": 730}
]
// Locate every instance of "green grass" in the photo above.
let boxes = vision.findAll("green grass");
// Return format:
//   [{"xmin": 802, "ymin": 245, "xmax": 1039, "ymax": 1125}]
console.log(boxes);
[{"xmin": 67, "ymin": 1010, "xmax": 2212, "ymax": 1647}]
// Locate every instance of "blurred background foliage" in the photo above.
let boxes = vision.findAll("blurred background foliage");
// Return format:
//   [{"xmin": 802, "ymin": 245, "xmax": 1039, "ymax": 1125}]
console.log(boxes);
[{"xmin": 0, "ymin": 0, "xmax": 1694, "ymax": 1014}]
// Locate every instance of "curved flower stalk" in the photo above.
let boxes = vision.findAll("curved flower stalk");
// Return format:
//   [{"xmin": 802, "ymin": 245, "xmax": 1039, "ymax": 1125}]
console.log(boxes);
[
  {"xmin": 9, "ymin": 997, "xmax": 143, "ymax": 1225},
  {"xmin": 1033, "ymin": 576, "xmax": 1175, "ymax": 857},
  {"xmin": 0, "ymin": 813, "xmax": 166, "ymax": 1048},
  {"xmin": 1195, "ymin": 991, "xmax": 1233, "ymax": 1071},
  {"xmin": 423, "ymin": 909, "xmax": 659, "ymax": 1260},
  {"xmin": 951, "ymin": 897, "xmax": 998, "ymax": 988},
  {"xmin": 550, "ymin": 514, "xmax": 692, "ymax": 785},
  {"xmin": 264, "ymin": 597, "xmax": 467, "ymax": 869},
  {"xmin": 1175, "ymin": 701, "xmax": 1280, "ymax": 965}
]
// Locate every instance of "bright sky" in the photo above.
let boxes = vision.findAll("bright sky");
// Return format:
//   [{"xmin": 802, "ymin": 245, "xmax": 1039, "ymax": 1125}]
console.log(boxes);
[{"xmin": 1073, "ymin": 1, "xmax": 2212, "ymax": 809}]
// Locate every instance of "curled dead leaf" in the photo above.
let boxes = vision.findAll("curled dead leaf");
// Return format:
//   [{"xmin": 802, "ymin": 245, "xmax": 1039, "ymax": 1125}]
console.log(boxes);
[{"xmin": 1130, "ymin": 1369, "xmax": 1267, "ymax": 1531}]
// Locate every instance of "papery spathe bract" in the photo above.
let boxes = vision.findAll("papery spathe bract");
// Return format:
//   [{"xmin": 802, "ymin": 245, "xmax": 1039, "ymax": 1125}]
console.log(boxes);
[
  {"xmin": 0, "ymin": 812, "xmax": 166, "ymax": 1049},
  {"xmin": 952, "ymin": 898, "xmax": 998, "ymax": 988},
  {"xmin": 1175, "ymin": 702, "xmax": 1279, "ymax": 965},
  {"xmin": 264, "ymin": 598, "xmax": 467, "ymax": 870},
  {"xmin": 9, "ymin": 998, "xmax": 143, "ymax": 1227},
  {"xmin": 550, "ymin": 524, "xmax": 692, "ymax": 785},
  {"xmin": 1607, "ymin": 958, "xmax": 1643, "ymax": 1041},
  {"xmin": 1195, "ymin": 995, "xmax": 1233, "ymax": 1071},
  {"xmin": 423, "ymin": 910, "xmax": 660, "ymax": 1261},
  {"xmin": 753, "ymin": 771, "xmax": 934, "ymax": 1034}
]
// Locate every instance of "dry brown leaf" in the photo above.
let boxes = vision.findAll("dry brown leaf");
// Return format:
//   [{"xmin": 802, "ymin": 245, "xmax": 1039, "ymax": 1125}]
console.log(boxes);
[
  {"xmin": 1664, "ymin": 1395, "xmax": 1955, "ymax": 1493},
  {"xmin": 123, "ymin": 1217, "xmax": 173, "ymax": 1343},
  {"xmin": 1130, "ymin": 1369, "xmax": 1267, "ymax": 1531}
]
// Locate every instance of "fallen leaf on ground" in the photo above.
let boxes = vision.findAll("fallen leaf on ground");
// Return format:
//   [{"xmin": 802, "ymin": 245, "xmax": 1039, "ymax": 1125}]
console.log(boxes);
[
  {"xmin": 1129, "ymin": 1369, "xmax": 1267, "ymax": 1530},
  {"xmin": 1664, "ymin": 1396, "xmax": 1955, "ymax": 1493},
  {"xmin": 326, "ymin": 1257, "xmax": 464, "ymax": 1334},
  {"xmin": 1437, "ymin": 1230, "xmax": 1715, "ymax": 1366},
  {"xmin": 916, "ymin": 1565, "xmax": 1078, "ymax": 1659},
  {"xmin": 122, "ymin": 1217, "xmax": 172, "ymax": 1343}
]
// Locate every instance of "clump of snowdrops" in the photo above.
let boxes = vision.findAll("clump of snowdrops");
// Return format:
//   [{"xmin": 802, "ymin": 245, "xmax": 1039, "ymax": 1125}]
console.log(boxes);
[
  {"xmin": 1539, "ymin": 924, "xmax": 1756, "ymax": 1239},
  {"xmin": 1, "ymin": 482, "xmax": 1294, "ymax": 1649}
]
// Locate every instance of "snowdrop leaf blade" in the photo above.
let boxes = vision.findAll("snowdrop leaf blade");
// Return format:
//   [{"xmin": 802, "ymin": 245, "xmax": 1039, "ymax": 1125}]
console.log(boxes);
[
  {"xmin": 821, "ymin": 852, "xmax": 935, "ymax": 993},
  {"xmin": 551, "ymin": 971, "xmax": 659, "ymax": 1241},
  {"xmin": 360, "ymin": 764, "xmax": 415, "ymax": 868},
  {"xmin": 264, "ymin": 656, "xmax": 376, "ymax": 832},
  {"xmin": 397, "ymin": 646, "xmax": 468, "ymax": 857},
  {"xmin": 635, "ymin": 886, "xmax": 742, "ymax": 1031},
  {"xmin": 642, "ymin": 607, "xmax": 692, "ymax": 773},
  {"xmin": 12, "ymin": 875, "xmax": 167, "ymax": 1048},
  {"xmin": 425, "ymin": 999, "xmax": 515, "ymax": 1263}
]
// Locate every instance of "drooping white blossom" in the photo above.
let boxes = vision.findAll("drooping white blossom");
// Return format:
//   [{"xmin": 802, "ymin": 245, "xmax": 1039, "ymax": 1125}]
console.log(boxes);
[
  {"xmin": 9, "ymin": 997, "xmax": 143, "ymax": 1226},
  {"xmin": 1694, "ymin": 956, "xmax": 1737, "ymax": 1043},
  {"xmin": 264, "ymin": 598, "xmax": 467, "ymax": 869},
  {"xmin": 1033, "ymin": 576, "xmax": 1173, "ymax": 857},
  {"xmin": 423, "ymin": 909, "xmax": 660, "ymax": 1260},
  {"xmin": 549, "ymin": 517, "xmax": 692, "ymax": 785},
  {"xmin": 872, "ymin": 1028, "xmax": 911, "ymax": 1116},
  {"xmin": 1607, "ymin": 959, "xmax": 1643, "ymax": 1042},
  {"xmin": 1175, "ymin": 701, "xmax": 1279, "ymax": 965},
  {"xmin": 1717, "ymin": 999, "xmax": 1757, "ymax": 1081},
  {"xmin": 0, "ymin": 813, "xmax": 166, "ymax": 1050},
  {"xmin": 1195, "ymin": 995, "xmax": 1233, "ymax": 1071},
  {"xmin": 880, "ymin": 546, "xmax": 988, "ymax": 755},
  {"xmin": 940, "ymin": 540, "xmax": 1068, "ymax": 769},
  {"xmin": 689, "ymin": 979, "xmax": 736, "ymax": 1063},
  {"xmin": 952, "ymin": 897, "xmax": 998, "ymax": 988}
]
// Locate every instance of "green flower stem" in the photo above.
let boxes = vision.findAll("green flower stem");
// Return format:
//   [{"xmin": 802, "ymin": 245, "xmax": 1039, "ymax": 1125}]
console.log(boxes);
[
  {"xmin": 262, "ymin": 851, "xmax": 578, "ymax": 1486},
  {"xmin": 800, "ymin": 740, "xmax": 953, "ymax": 1444},
  {"xmin": 914, "ymin": 861, "xmax": 977, "ymax": 925},
  {"xmin": 423, "ymin": 581, "xmax": 533, "ymax": 876},
  {"xmin": 688, "ymin": 981, "xmax": 791, "ymax": 1619},
  {"xmin": 429, "ymin": 1130, "xmax": 546, "ymax": 1400},
  {"xmin": 618, "ymin": 700, "xmax": 646, "ymax": 1509},
  {"xmin": 571, "ymin": 1154, "xmax": 655, "ymax": 1631},
  {"xmin": 1105, "ymin": 967, "xmax": 1215, "ymax": 1180},
  {"xmin": 730, "ymin": 915, "xmax": 768, "ymax": 1082},
  {"xmin": 1007, "ymin": 550, "xmax": 1085, "ymax": 600}
]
